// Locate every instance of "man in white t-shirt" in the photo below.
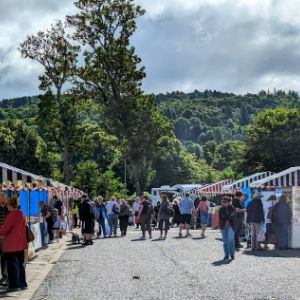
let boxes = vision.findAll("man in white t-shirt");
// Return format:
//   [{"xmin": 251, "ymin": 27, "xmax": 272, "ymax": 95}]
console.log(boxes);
[
  {"xmin": 132, "ymin": 198, "xmax": 140, "ymax": 229},
  {"xmin": 105, "ymin": 197, "xmax": 119, "ymax": 237}
]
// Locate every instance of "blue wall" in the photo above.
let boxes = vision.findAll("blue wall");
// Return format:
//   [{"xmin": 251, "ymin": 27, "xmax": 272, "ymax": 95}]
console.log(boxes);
[{"xmin": 20, "ymin": 190, "xmax": 48, "ymax": 217}]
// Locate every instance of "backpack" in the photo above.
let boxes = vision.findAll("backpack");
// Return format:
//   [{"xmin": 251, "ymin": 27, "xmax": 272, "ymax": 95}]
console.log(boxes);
[
  {"xmin": 112, "ymin": 203, "xmax": 120, "ymax": 215},
  {"xmin": 165, "ymin": 205, "xmax": 175, "ymax": 217},
  {"xmin": 142, "ymin": 201, "xmax": 154, "ymax": 216}
]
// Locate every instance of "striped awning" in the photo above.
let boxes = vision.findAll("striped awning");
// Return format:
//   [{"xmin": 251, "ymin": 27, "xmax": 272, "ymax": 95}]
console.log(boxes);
[
  {"xmin": 197, "ymin": 179, "xmax": 233, "ymax": 196},
  {"xmin": 0, "ymin": 162, "xmax": 84, "ymax": 198},
  {"xmin": 223, "ymin": 171, "xmax": 274, "ymax": 191},
  {"xmin": 250, "ymin": 167, "xmax": 300, "ymax": 188}
]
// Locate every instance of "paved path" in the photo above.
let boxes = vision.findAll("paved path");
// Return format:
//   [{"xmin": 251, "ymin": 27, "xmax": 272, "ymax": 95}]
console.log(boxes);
[{"xmin": 32, "ymin": 228, "xmax": 300, "ymax": 300}]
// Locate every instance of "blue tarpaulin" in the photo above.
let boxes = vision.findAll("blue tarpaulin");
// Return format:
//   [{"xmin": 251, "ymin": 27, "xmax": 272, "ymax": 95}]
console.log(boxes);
[{"xmin": 20, "ymin": 190, "xmax": 48, "ymax": 217}]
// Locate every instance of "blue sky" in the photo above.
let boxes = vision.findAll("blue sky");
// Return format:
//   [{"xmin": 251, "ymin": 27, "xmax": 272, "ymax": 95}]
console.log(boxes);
[{"xmin": 1, "ymin": 0, "xmax": 300, "ymax": 99}]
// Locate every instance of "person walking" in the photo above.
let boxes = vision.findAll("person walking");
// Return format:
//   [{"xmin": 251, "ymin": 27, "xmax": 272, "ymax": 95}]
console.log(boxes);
[
  {"xmin": 39, "ymin": 201, "xmax": 54, "ymax": 243},
  {"xmin": 132, "ymin": 198, "xmax": 140, "ymax": 229},
  {"xmin": 232, "ymin": 192, "xmax": 247, "ymax": 249},
  {"xmin": 0, "ymin": 193, "xmax": 8, "ymax": 286},
  {"xmin": 106, "ymin": 197, "xmax": 119, "ymax": 237},
  {"xmin": 119, "ymin": 200, "xmax": 130, "ymax": 237},
  {"xmin": 272, "ymin": 195, "xmax": 292, "ymax": 250},
  {"xmin": 138, "ymin": 195, "xmax": 153, "ymax": 240},
  {"xmin": 79, "ymin": 195, "xmax": 95, "ymax": 246},
  {"xmin": 0, "ymin": 197, "xmax": 27, "ymax": 293},
  {"xmin": 246, "ymin": 192, "xmax": 265, "ymax": 251},
  {"xmin": 158, "ymin": 195, "xmax": 173, "ymax": 239},
  {"xmin": 172, "ymin": 198, "xmax": 181, "ymax": 227},
  {"xmin": 95, "ymin": 197, "xmax": 107, "ymax": 238},
  {"xmin": 219, "ymin": 196, "xmax": 236, "ymax": 260},
  {"xmin": 198, "ymin": 196, "xmax": 209, "ymax": 238},
  {"xmin": 179, "ymin": 193, "xmax": 195, "ymax": 238}
]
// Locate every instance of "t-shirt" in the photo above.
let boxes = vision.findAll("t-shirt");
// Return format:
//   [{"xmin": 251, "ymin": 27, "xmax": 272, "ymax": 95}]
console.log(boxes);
[
  {"xmin": 232, "ymin": 197, "xmax": 244, "ymax": 219},
  {"xmin": 179, "ymin": 198, "xmax": 194, "ymax": 215},
  {"xmin": 106, "ymin": 200, "xmax": 118, "ymax": 215},
  {"xmin": 199, "ymin": 201, "xmax": 208, "ymax": 213}
]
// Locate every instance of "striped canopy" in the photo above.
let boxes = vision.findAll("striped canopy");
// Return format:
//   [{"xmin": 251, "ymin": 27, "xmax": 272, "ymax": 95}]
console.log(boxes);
[
  {"xmin": 222, "ymin": 171, "xmax": 274, "ymax": 191},
  {"xmin": 250, "ymin": 167, "xmax": 300, "ymax": 188},
  {"xmin": 197, "ymin": 179, "xmax": 233, "ymax": 196}
]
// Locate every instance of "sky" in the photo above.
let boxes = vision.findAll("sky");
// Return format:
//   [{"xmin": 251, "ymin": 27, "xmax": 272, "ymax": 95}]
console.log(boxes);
[{"xmin": 1, "ymin": 0, "xmax": 300, "ymax": 99}]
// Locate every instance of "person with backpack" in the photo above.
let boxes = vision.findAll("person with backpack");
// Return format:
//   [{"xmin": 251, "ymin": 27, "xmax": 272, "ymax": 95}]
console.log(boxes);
[
  {"xmin": 118, "ymin": 200, "xmax": 130, "ymax": 237},
  {"xmin": 138, "ymin": 195, "xmax": 153, "ymax": 240},
  {"xmin": 105, "ymin": 197, "xmax": 119, "ymax": 238},
  {"xmin": 158, "ymin": 195, "xmax": 174, "ymax": 239},
  {"xmin": 79, "ymin": 195, "xmax": 95, "ymax": 246}
]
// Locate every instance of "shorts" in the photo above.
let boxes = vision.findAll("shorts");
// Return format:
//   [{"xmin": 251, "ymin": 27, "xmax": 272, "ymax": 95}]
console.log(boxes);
[
  {"xmin": 134, "ymin": 211, "xmax": 139, "ymax": 217},
  {"xmin": 200, "ymin": 212, "xmax": 208, "ymax": 225},
  {"xmin": 82, "ymin": 220, "xmax": 94, "ymax": 234},
  {"xmin": 181, "ymin": 214, "xmax": 192, "ymax": 225}
]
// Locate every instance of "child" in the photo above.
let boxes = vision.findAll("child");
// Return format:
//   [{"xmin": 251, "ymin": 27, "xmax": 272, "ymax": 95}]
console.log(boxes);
[{"xmin": 52, "ymin": 209, "xmax": 61, "ymax": 242}]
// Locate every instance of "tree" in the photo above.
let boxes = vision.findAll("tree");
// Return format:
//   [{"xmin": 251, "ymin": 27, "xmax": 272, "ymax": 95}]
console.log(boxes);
[
  {"xmin": 245, "ymin": 108, "xmax": 300, "ymax": 172},
  {"xmin": 20, "ymin": 20, "xmax": 79, "ymax": 184},
  {"xmin": 240, "ymin": 103, "xmax": 250, "ymax": 126},
  {"xmin": 68, "ymin": 0, "xmax": 171, "ymax": 194},
  {"xmin": 0, "ymin": 120, "xmax": 51, "ymax": 175}
]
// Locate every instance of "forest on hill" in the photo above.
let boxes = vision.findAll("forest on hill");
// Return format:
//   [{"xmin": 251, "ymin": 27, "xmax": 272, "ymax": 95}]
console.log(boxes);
[{"xmin": 1, "ymin": 89, "xmax": 300, "ymax": 197}]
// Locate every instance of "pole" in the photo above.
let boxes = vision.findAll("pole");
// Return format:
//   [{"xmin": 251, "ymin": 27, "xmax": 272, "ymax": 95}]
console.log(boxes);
[
  {"xmin": 27, "ymin": 190, "xmax": 31, "ymax": 225},
  {"xmin": 124, "ymin": 158, "xmax": 127, "ymax": 186}
]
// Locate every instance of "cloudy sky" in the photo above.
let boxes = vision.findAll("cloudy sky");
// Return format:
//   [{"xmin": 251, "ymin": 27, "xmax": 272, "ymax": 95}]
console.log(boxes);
[{"xmin": 1, "ymin": 0, "xmax": 300, "ymax": 99}]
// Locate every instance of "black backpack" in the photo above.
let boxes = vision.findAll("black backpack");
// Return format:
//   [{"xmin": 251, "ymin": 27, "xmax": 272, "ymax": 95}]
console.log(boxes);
[{"xmin": 112, "ymin": 203, "xmax": 120, "ymax": 215}]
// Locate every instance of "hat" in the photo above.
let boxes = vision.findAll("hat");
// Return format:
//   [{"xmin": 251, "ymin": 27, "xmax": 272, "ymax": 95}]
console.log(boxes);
[
  {"xmin": 253, "ymin": 192, "xmax": 263, "ymax": 199},
  {"xmin": 267, "ymin": 195, "xmax": 276, "ymax": 201}
]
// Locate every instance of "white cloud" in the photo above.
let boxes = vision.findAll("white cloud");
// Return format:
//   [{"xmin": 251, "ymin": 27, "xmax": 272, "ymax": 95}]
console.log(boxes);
[{"xmin": 1, "ymin": 0, "xmax": 300, "ymax": 98}]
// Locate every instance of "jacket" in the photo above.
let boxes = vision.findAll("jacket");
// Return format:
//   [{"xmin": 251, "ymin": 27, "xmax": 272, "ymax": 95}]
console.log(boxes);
[
  {"xmin": 158, "ymin": 201, "xmax": 171, "ymax": 220},
  {"xmin": 0, "ymin": 210, "xmax": 27, "ymax": 253},
  {"xmin": 272, "ymin": 200, "xmax": 292, "ymax": 226},
  {"xmin": 246, "ymin": 198, "xmax": 264, "ymax": 223},
  {"xmin": 219, "ymin": 205, "xmax": 235, "ymax": 229}
]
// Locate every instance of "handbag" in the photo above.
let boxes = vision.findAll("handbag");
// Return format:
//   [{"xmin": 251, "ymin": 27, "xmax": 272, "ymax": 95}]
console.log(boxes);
[{"xmin": 26, "ymin": 224, "xmax": 35, "ymax": 243}]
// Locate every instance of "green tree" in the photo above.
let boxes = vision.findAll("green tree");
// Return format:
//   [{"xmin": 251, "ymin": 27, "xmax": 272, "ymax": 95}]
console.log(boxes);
[
  {"xmin": 245, "ymin": 108, "xmax": 300, "ymax": 172},
  {"xmin": 0, "ymin": 120, "xmax": 51, "ymax": 175},
  {"xmin": 20, "ymin": 20, "xmax": 79, "ymax": 184}
]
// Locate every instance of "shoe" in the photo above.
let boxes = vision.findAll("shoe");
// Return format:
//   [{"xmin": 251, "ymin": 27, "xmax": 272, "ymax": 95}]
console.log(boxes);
[
  {"xmin": 0, "ymin": 277, "xmax": 7, "ymax": 283},
  {"xmin": 163, "ymin": 236, "xmax": 167, "ymax": 240},
  {"xmin": 20, "ymin": 286, "xmax": 28, "ymax": 290},
  {"xmin": 140, "ymin": 236, "xmax": 146, "ymax": 240},
  {"xmin": 0, "ymin": 281, "xmax": 8, "ymax": 287},
  {"xmin": 89, "ymin": 240, "xmax": 93, "ymax": 245},
  {"xmin": 149, "ymin": 235, "xmax": 152, "ymax": 239},
  {"xmin": 236, "ymin": 244, "xmax": 243, "ymax": 248},
  {"xmin": 231, "ymin": 255, "xmax": 235, "ymax": 260},
  {"xmin": 223, "ymin": 256, "xmax": 229, "ymax": 260},
  {"xmin": 179, "ymin": 232, "xmax": 182, "ymax": 238},
  {"xmin": 82, "ymin": 241, "xmax": 90, "ymax": 246},
  {"xmin": 159, "ymin": 235, "xmax": 163, "ymax": 239}
]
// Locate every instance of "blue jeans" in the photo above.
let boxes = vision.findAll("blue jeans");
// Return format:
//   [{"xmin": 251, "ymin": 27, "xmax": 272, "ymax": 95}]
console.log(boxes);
[
  {"xmin": 97, "ymin": 219, "xmax": 106, "ymax": 237},
  {"xmin": 108, "ymin": 214, "xmax": 118, "ymax": 236},
  {"xmin": 40, "ymin": 222, "xmax": 46, "ymax": 246},
  {"xmin": 221, "ymin": 225, "xmax": 235, "ymax": 257}
]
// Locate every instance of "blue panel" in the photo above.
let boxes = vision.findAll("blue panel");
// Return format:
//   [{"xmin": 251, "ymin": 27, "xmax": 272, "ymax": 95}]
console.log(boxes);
[
  {"xmin": 242, "ymin": 187, "xmax": 251, "ymax": 207},
  {"xmin": 19, "ymin": 190, "xmax": 48, "ymax": 217}
]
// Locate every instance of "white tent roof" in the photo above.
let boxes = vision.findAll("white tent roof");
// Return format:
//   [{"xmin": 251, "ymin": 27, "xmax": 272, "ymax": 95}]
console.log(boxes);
[
  {"xmin": 250, "ymin": 166, "xmax": 300, "ymax": 188},
  {"xmin": 223, "ymin": 171, "xmax": 274, "ymax": 191}
]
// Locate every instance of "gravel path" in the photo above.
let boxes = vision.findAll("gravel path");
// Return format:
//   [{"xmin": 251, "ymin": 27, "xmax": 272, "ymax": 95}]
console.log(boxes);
[{"xmin": 32, "ymin": 228, "xmax": 300, "ymax": 300}]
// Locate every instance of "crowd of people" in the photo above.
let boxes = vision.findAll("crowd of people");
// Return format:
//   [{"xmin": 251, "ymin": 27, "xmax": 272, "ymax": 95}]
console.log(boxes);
[{"xmin": 0, "ymin": 188, "xmax": 294, "ymax": 293}]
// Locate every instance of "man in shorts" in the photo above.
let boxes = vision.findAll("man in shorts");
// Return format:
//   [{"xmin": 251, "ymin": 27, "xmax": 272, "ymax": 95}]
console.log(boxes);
[{"xmin": 179, "ymin": 193, "xmax": 195, "ymax": 238}]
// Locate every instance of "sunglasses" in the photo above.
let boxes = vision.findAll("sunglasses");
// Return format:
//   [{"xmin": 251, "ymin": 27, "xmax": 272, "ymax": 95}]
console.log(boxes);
[{"xmin": 222, "ymin": 200, "xmax": 229, "ymax": 203}]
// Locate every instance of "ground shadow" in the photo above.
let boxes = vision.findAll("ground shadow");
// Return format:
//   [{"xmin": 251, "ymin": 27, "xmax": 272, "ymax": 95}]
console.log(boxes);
[
  {"xmin": 151, "ymin": 238, "xmax": 166, "ymax": 242},
  {"xmin": 211, "ymin": 259, "xmax": 232, "ymax": 266},
  {"xmin": 242, "ymin": 249, "xmax": 300, "ymax": 258},
  {"xmin": 131, "ymin": 238, "xmax": 147, "ymax": 242},
  {"xmin": 192, "ymin": 237, "xmax": 205, "ymax": 240},
  {"xmin": 215, "ymin": 238, "xmax": 223, "ymax": 242},
  {"xmin": 66, "ymin": 245, "xmax": 85, "ymax": 250}
]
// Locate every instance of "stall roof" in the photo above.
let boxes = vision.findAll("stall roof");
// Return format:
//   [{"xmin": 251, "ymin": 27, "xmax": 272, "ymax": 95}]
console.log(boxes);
[
  {"xmin": 250, "ymin": 166, "xmax": 300, "ymax": 188},
  {"xmin": 223, "ymin": 171, "xmax": 274, "ymax": 191},
  {"xmin": 197, "ymin": 179, "xmax": 233, "ymax": 196}
]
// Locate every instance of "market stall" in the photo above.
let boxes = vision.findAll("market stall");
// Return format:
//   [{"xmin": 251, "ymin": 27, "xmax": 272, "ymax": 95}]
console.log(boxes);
[{"xmin": 251, "ymin": 167, "xmax": 300, "ymax": 249}]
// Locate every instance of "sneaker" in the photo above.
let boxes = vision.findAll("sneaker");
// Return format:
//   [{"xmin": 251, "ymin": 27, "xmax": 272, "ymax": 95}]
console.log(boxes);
[
  {"xmin": 82, "ymin": 241, "xmax": 90, "ymax": 246},
  {"xmin": 5, "ymin": 288, "xmax": 21, "ymax": 293},
  {"xmin": 236, "ymin": 244, "xmax": 243, "ymax": 248},
  {"xmin": 159, "ymin": 235, "xmax": 163, "ymax": 239},
  {"xmin": 149, "ymin": 235, "xmax": 152, "ymax": 239},
  {"xmin": 230, "ymin": 255, "xmax": 235, "ymax": 260},
  {"xmin": 140, "ymin": 236, "xmax": 146, "ymax": 240},
  {"xmin": 223, "ymin": 256, "xmax": 229, "ymax": 261},
  {"xmin": 0, "ymin": 277, "xmax": 7, "ymax": 283}
]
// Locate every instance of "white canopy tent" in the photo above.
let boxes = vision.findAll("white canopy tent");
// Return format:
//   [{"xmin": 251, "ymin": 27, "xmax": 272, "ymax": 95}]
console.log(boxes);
[{"xmin": 251, "ymin": 167, "xmax": 300, "ymax": 188}]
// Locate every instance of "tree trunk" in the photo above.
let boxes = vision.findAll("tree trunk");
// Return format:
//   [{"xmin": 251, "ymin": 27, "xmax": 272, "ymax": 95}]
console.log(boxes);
[
  {"xmin": 131, "ymin": 162, "xmax": 142, "ymax": 196},
  {"xmin": 63, "ymin": 131, "xmax": 70, "ymax": 185}
]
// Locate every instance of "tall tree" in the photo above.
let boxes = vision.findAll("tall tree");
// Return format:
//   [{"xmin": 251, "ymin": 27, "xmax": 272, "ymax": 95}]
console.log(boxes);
[
  {"xmin": 20, "ymin": 20, "xmax": 79, "ymax": 184},
  {"xmin": 68, "ymin": 0, "xmax": 170, "ymax": 194}
]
